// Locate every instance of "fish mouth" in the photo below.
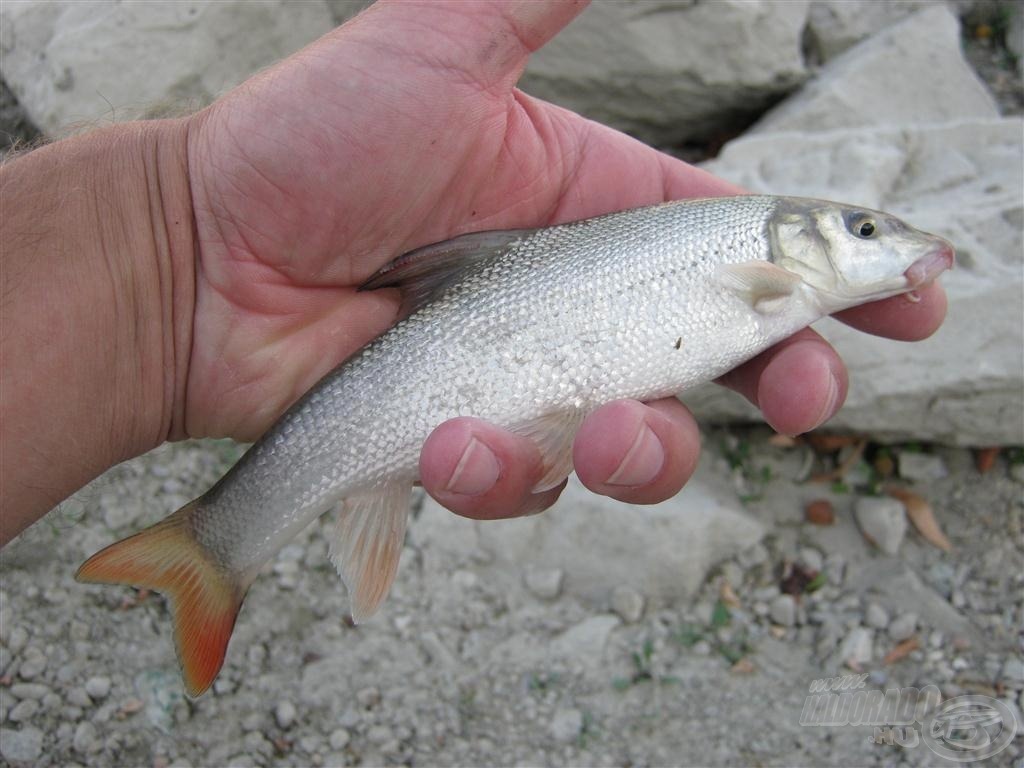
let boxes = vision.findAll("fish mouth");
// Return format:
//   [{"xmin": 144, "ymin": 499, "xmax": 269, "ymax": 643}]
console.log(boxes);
[{"xmin": 904, "ymin": 239, "xmax": 955, "ymax": 288}]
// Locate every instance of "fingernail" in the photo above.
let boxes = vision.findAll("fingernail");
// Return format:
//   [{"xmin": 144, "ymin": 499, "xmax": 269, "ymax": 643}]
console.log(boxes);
[
  {"xmin": 812, "ymin": 369, "xmax": 842, "ymax": 431},
  {"xmin": 445, "ymin": 437, "xmax": 500, "ymax": 496},
  {"xmin": 606, "ymin": 424, "xmax": 664, "ymax": 487}
]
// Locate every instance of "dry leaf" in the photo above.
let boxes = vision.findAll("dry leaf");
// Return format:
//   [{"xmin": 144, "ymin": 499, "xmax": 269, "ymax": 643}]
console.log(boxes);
[
  {"xmin": 887, "ymin": 486, "xmax": 953, "ymax": 552},
  {"xmin": 975, "ymin": 447, "xmax": 1000, "ymax": 474},
  {"xmin": 884, "ymin": 636, "xmax": 919, "ymax": 665},
  {"xmin": 730, "ymin": 657, "xmax": 756, "ymax": 675},
  {"xmin": 811, "ymin": 439, "xmax": 867, "ymax": 483},
  {"xmin": 769, "ymin": 434, "xmax": 799, "ymax": 448},
  {"xmin": 719, "ymin": 580, "xmax": 742, "ymax": 609}
]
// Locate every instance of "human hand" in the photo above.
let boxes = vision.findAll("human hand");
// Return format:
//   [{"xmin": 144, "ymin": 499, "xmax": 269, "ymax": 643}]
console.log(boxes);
[{"xmin": 183, "ymin": 0, "xmax": 947, "ymax": 518}]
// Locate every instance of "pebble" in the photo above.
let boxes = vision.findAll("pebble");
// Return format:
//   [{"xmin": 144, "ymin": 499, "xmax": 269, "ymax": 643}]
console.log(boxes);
[
  {"xmin": 737, "ymin": 543, "xmax": 768, "ymax": 568},
  {"xmin": 610, "ymin": 586, "xmax": 645, "ymax": 623},
  {"xmin": 897, "ymin": 452, "xmax": 948, "ymax": 482},
  {"xmin": 865, "ymin": 603, "xmax": 890, "ymax": 630},
  {"xmin": 769, "ymin": 594, "xmax": 797, "ymax": 627},
  {"xmin": 9, "ymin": 684, "xmax": 49, "ymax": 701},
  {"xmin": 838, "ymin": 627, "xmax": 873, "ymax": 667},
  {"xmin": 798, "ymin": 547, "xmax": 824, "ymax": 574},
  {"xmin": 805, "ymin": 499, "xmax": 835, "ymax": 525},
  {"xmin": 8, "ymin": 699, "xmax": 39, "ymax": 723},
  {"xmin": 721, "ymin": 562, "xmax": 744, "ymax": 588},
  {"xmin": 549, "ymin": 707, "xmax": 583, "ymax": 743},
  {"xmin": 367, "ymin": 725, "xmax": 394, "ymax": 745},
  {"xmin": 66, "ymin": 687, "xmax": 93, "ymax": 709},
  {"xmin": 0, "ymin": 647, "xmax": 11, "ymax": 675},
  {"xmin": 1002, "ymin": 657, "xmax": 1024, "ymax": 686},
  {"xmin": 328, "ymin": 728, "xmax": 350, "ymax": 750},
  {"xmin": 73, "ymin": 721, "xmax": 101, "ymax": 754},
  {"xmin": 85, "ymin": 676, "xmax": 111, "ymax": 701},
  {"xmin": 524, "ymin": 568, "xmax": 564, "ymax": 600},
  {"xmin": 1009, "ymin": 463, "xmax": 1024, "ymax": 483},
  {"xmin": 274, "ymin": 700, "xmax": 296, "ymax": 729},
  {"xmin": 854, "ymin": 497, "xmax": 907, "ymax": 555},
  {"xmin": 356, "ymin": 687, "xmax": 381, "ymax": 709},
  {"xmin": 8, "ymin": 627, "xmax": 28, "ymax": 654},
  {"xmin": 16, "ymin": 647, "xmax": 46, "ymax": 681},
  {"xmin": 0, "ymin": 726, "xmax": 43, "ymax": 763}
]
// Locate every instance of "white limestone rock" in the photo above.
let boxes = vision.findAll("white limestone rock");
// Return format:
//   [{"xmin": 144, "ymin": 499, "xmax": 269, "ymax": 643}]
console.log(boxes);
[
  {"xmin": 518, "ymin": 0, "xmax": 809, "ymax": 146},
  {"xmin": 0, "ymin": 1, "xmax": 335, "ymax": 135}
]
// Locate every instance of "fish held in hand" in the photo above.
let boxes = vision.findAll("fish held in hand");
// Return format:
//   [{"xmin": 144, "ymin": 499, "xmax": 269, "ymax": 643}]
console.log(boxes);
[{"xmin": 76, "ymin": 195, "xmax": 953, "ymax": 695}]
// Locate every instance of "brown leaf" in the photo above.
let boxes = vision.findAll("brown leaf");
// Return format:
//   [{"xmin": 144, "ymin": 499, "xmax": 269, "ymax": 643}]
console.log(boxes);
[
  {"xmin": 719, "ymin": 580, "xmax": 742, "ymax": 609},
  {"xmin": 805, "ymin": 499, "xmax": 835, "ymax": 525},
  {"xmin": 769, "ymin": 434, "xmax": 799, "ymax": 448},
  {"xmin": 730, "ymin": 657, "xmax": 756, "ymax": 675},
  {"xmin": 884, "ymin": 636, "xmax": 919, "ymax": 665},
  {"xmin": 887, "ymin": 486, "xmax": 953, "ymax": 552},
  {"xmin": 975, "ymin": 447, "xmax": 1000, "ymax": 474},
  {"xmin": 116, "ymin": 698, "xmax": 144, "ymax": 719}
]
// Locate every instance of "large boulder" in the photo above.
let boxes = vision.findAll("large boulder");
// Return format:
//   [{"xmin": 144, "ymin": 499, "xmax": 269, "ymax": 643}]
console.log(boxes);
[
  {"xmin": 409, "ymin": 458, "xmax": 765, "ymax": 605},
  {"xmin": 693, "ymin": 118, "xmax": 1023, "ymax": 445},
  {"xmin": 0, "ymin": 1, "xmax": 335, "ymax": 135},
  {"xmin": 518, "ymin": 0, "xmax": 810, "ymax": 146},
  {"xmin": 754, "ymin": 4, "xmax": 999, "ymax": 133}
]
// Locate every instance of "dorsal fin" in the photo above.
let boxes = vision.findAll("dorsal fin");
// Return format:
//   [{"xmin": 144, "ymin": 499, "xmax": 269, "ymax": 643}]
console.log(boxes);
[{"xmin": 359, "ymin": 228, "xmax": 535, "ymax": 318}]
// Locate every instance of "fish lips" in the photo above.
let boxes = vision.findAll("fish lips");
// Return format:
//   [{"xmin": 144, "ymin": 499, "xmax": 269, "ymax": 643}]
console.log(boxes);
[{"xmin": 904, "ymin": 239, "xmax": 955, "ymax": 289}]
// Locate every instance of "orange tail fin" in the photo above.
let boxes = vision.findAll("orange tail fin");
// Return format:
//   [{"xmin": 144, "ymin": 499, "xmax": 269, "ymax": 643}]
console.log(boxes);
[{"xmin": 76, "ymin": 502, "xmax": 247, "ymax": 697}]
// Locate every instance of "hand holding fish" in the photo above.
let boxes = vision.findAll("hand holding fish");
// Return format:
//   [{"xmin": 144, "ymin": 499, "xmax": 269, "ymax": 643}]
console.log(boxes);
[{"xmin": 0, "ymin": 0, "xmax": 951, "ymax": 696}]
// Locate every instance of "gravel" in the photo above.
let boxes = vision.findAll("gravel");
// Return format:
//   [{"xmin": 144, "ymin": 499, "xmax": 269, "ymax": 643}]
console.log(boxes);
[{"xmin": 853, "ymin": 496, "xmax": 907, "ymax": 555}]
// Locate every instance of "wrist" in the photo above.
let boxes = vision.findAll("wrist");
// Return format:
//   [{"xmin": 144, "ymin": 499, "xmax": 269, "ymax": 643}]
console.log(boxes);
[{"xmin": 0, "ymin": 119, "xmax": 196, "ymax": 542}]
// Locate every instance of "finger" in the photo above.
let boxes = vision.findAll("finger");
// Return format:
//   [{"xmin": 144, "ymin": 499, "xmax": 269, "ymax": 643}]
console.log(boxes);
[
  {"xmin": 834, "ymin": 281, "xmax": 948, "ymax": 341},
  {"xmin": 717, "ymin": 328, "xmax": 848, "ymax": 437},
  {"xmin": 419, "ymin": 417, "xmax": 563, "ymax": 520},
  {"xmin": 573, "ymin": 398, "xmax": 700, "ymax": 505}
]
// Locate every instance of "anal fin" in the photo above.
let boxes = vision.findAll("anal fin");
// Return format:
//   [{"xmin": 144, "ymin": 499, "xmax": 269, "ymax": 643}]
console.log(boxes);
[
  {"xmin": 510, "ymin": 409, "xmax": 586, "ymax": 492},
  {"xmin": 330, "ymin": 481, "xmax": 412, "ymax": 623}
]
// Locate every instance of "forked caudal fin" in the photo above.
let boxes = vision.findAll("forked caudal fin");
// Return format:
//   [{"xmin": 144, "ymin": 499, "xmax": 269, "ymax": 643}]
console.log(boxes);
[{"xmin": 75, "ymin": 501, "xmax": 248, "ymax": 698}]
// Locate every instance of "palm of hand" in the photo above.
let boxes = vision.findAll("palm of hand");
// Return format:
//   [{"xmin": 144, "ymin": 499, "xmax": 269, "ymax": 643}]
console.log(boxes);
[{"xmin": 184, "ymin": 5, "xmax": 737, "ymax": 441}]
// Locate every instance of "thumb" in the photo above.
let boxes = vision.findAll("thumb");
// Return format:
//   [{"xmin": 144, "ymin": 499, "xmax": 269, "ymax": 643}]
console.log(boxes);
[{"xmin": 355, "ymin": 0, "xmax": 589, "ymax": 91}]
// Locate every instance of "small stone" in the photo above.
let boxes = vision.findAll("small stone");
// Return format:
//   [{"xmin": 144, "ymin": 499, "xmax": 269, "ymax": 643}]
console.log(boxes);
[
  {"xmin": 897, "ymin": 452, "xmax": 947, "ymax": 482},
  {"xmin": 1009, "ymin": 463, "xmax": 1024, "ymax": 483},
  {"xmin": 16, "ymin": 648, "xmax": 46, "ymax": 681},
  {"xmin": 839, "ymin": 627, "xmax": 873, "ymax": 667},
  {"xmin": 274, "ymin": 700, "xmax": 296, "ymax": 729},
  {"xmin": 865, "ymin": 603, "xmax": 890, "ymax": 630},
  {"xmin": 366, "ymin": 725, "xmax": 393, "ymax": 745},
  {"xmin": 0, "ymin": 648, "xmax": 11, "ymax": 675},
  {"xmin": 524, "ymin": 568, "xmax": 564, "ymax": 600},
  {"xmin": 328, "ymin": 728, "xmax": 350, "ymax": 750},
  {"xmin": 7, "ymin": 627, "xmax": 28, "ymax": 654},
  {"xmin": 356, "ymin": 687, "xmax": 381, "ymax": 709},
  {"xmin": 798, "ymin": 547, "xmax": 824, "ymax": 574},
  {"xmin": 0, "ymin": 726, "xmax": 43, "ymax": 762},
  {"xmin": 549, "ymin": 707, "xmax": 583, "ymax": 743},
  {"xmin": 84, "ymin": 677, "xmax": 111, "ymax": 700},
  {"xmin": 8, "ymin": 699, "xmax": 39, "ymax": 723},
  {"xmin": 737, "ymin": 542, "xmax": 768, "ymax": 568},
  {"xmin": 805, "ymin": 499, "xmax": 835, "ymax": 525},
  {"xmin": 66, "ymin": 687, "xmax": 93, "ymax": 708},
  {"xmin": 73, "ymin": 721, "xmax": 101, "ymax": 754},
  {"xmin": 721, "ymin": 562, "xmax": 744, "ymax": 589},
  {"xmin": 9, "ymin": 684, "xmax": 49, "ymax": 701},
  {"xmin": 854, "ymin": 497, "xmax": 907, "ymax": 555},
  {"xmin": 769, "ymin": 594, "xmax": 797, "ymax": 627},
  {"xmin": 1002, "ymin": 657, "xmax": 1024, "ymax": 686},
  {"xmin": 610, "ymin": 586, "xmax": 645, "ymax": 624}
]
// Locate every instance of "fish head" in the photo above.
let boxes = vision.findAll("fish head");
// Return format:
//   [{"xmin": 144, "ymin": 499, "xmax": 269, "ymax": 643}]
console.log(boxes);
[{"xmin": 769, "ymin": 198, "xmax": 954, "ymax": 312}]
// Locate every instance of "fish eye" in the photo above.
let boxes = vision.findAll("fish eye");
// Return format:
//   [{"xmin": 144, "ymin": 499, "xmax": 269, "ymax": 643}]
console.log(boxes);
[{"xmin": 848, "ymin": 215, "xmax": 877, "ymax": 239}]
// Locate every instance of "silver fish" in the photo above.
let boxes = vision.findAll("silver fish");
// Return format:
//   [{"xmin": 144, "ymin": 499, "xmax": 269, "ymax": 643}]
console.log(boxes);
[{"xmin": 77, "ymin": 195, "xmax": 953, "ymax": 694}]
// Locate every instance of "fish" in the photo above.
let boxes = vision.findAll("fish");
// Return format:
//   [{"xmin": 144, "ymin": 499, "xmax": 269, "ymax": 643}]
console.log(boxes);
[{"xmin": 76, "ymin": 195, "xmax": 954, "ymax": 695}]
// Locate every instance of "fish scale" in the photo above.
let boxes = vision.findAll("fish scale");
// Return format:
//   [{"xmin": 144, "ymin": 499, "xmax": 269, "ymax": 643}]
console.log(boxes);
[{"xmin": 76, "ymin": 194, "xmax": 954, "ymax": 695}]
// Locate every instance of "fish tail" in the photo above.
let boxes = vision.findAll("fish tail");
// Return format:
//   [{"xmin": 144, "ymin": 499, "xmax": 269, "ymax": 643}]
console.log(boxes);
[{"xmin": 75, "ymin": 500, "xmax": 247, "ymax": 697}]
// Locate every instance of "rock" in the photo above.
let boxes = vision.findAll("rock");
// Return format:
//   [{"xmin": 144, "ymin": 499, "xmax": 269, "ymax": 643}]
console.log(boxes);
[
  {"xmin": 7, "ymin": 626, "xmax": 28, "ymax": 654},
  {"xmin": 798, "ymin": 548, "xmax": 824, "ymax": 574},
  {"xmin": 1002, "ymin": 657, "xmax": 1024, "ymax": 687},
  {"xmin": 72, "ymin": 721, "xmax": 101, "ymax": 755},
  {"xmin": 274, "ymin": 700, "xmax": 296, "ymax": 730},
  {"xmin": 754, "ymin": 6, "xmax": 998, "ymax": 134},
  {"xmin": 552, "ymin": 615, "xmax": 620, "ymax": 664},
  {"xmin": 770, "ymin": 594, "xmax": 797, "ymax": 627},
  {"xmin": 66, "ymin": 687, "xmax": 93, "ymax": 709},
  {"xmin": 897, "ymin": 452, "xmax": 948, "ymax": 482},
  {"xmin": 854, "ymin": 497, "xmax": 907, "ymax": 555},
  {"xmin": 0, "ymin": 726, "xmax": 43, "ymax": 763},
  {"xmin": 549, "ymin": 707, "xmax": 584, "ymax": 744},
  {"xmin": 518, "ymin": 0, "xmax": 809, "ymax": 146},
  {"xmin": 328, "ymin": 728, "xmax": 350, "ymax": 751},
  {"xmin": 84, "ymin": 676, "xmax": 111, "ymax": 701},
  {"xmin": 838, "ymin": 627, "xmax": 874, "ymax": 667},
  {"xmin": 412, "ymin": 464, "xmax": 764, "ymax": 604},
  {"xmin": 804, "ymin": 0, "xmax": 947, "ymax": 62},
  {"xmin": 9, "ymin": 684, "xmax": 49, "ymax": 701},
  {"xmin": 355, "ymin": 687, "xmax": 381, "ymax": 709},
  {"xmin": 16, "ymin": 647, "xmax": 46, "ymax": 680},
  {"xmin": 865, "ymin": 603, "xmax": 890, "ymax": 630},
  {"xmin": 0, "ymin": 1, "xmax": 336, "ymax": 135},
  {"xmin": 524, "ymin": 568, "xmax": 564, "ymax": 601},
  {"xmin": 610, "ymin": 586, "xmax": 645, "ymax": 624},
  {"xmin": 8, "ymin": 699, "xmax": 38, "ymax": 723},
  {"xmin": 805, "ymin": 500, "xmax": 835, "ymax": 526},
  {"xmin": 1010, "ymin": 463, "xmax": 1024, "ymax": 483}
]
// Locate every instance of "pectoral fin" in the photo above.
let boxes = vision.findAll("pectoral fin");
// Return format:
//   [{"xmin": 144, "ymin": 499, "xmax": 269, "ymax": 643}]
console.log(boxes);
[
  {"xmin": 330, "ymin": 481, "xmax": 411, "ymax": 623},
  {"xmin": 717, "ymin": 261, "xmax": 802, "ymax": 314},
  {"xmin": 509, "ymin": 409, "xmax": 586, "ymax": 492}
]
